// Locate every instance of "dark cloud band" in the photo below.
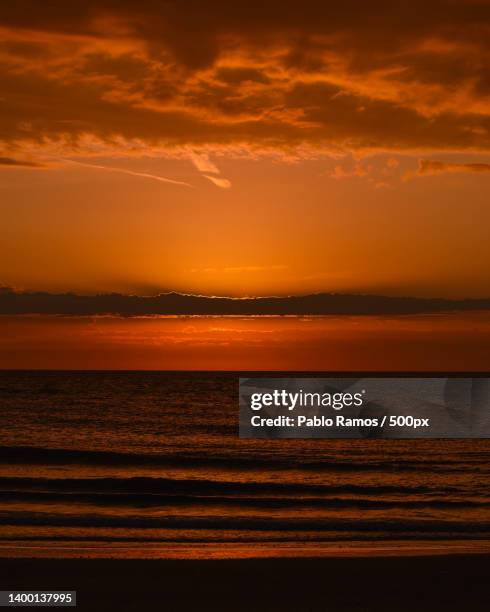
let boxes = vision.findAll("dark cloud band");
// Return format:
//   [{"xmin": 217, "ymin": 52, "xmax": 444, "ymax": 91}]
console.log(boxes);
[{"xmin": 0, "ymin": 1, "xmax": 489, "ymax": 156}]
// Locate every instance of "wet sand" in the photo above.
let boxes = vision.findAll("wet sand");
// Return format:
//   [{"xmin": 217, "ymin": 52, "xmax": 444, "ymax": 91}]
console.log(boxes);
[{"xmin": 1, "ymin": 554, "xmax": 488, "ymax": 611}]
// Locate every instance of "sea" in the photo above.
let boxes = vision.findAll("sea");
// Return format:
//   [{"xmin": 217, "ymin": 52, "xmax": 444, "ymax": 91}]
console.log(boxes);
[{"xmin": 0, "ymin": 370, "xmax": 489, "ymax": 559}]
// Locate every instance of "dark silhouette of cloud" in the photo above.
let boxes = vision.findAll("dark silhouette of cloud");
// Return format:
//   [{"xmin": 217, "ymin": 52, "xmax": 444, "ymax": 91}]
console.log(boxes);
[{"xmin": 0, "ymin": 289, "xmax": 489, "ymax": 316}]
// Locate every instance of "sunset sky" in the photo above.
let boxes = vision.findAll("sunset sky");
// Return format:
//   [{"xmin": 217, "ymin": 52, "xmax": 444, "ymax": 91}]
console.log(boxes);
[{"xmin": 1, "ymin": 1, "xmax": 489, "ymax": 299}]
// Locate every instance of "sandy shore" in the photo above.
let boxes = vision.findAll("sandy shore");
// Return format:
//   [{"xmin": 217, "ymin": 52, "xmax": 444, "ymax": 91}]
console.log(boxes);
[{"xmin": 1, "ymin": 554, "xmax": 489, "ymax": 611}]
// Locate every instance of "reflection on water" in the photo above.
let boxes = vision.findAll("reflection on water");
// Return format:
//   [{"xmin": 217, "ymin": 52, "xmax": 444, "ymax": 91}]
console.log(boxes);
[{"xmin": 0, "ymin": 312, "xmax": 489, "ymax": 370}]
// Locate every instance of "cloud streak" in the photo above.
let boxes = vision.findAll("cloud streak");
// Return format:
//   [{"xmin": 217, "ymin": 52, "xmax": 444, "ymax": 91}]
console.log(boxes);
[
  {"xmin": 0, "ymin": 156, "xmax": 46, "ymax": 168},
  {"xmin": 418, "ymin": 160, "xmax": 490, "ymax": 176},
  {"xmin": 61, "ymin": 159, "xmax": 192, "ymax": 186},
  {"xmin": 202, "ymin": 174, "xmax": 231, "ymax": 189}
]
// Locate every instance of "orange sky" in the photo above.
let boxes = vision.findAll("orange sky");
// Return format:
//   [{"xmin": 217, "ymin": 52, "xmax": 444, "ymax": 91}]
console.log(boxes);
[{"xmin": 0, "ymin": 1, "xmax": 489, "ymax": 299}]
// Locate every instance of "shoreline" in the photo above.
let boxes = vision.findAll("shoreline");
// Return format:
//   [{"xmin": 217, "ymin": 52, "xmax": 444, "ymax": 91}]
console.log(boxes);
[{"xmin": 1, "ymin": 540, "xmax": 490, "ymax": 559}]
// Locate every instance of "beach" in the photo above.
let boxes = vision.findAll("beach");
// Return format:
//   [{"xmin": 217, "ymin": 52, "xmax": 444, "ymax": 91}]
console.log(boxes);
[{"xmin": 2, "ymin": 554, "xmax": 489, "ymax": 611}]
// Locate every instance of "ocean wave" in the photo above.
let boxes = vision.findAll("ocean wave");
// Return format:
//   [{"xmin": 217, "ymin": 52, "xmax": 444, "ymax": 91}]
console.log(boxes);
[
  {"xmin": 1, "ymin": 512, "xmax": 489, "ymax": 532},
  {"xmin": 0, "ymin": 476, "xmax": 465, "ymax": 496},
  {"xmin": 1, "ymin": 533, "xmax": 489, "ymax": 543},
  {"xmin": 0, "ymin": 446, "xmax": 485, "ymax": 472},
  {"xmin": 0, "ymin": 490, "xmax": 487, "ymax": 509}
]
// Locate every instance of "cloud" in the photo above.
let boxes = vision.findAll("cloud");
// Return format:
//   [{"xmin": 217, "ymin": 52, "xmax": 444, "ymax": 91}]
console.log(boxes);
[
  {"xmin": 0, "ymin": 1, "xmax": 489, "ymax": 160},
  {"xmin": 188, "ymin": 151, "xmax": 220, "ymax": 174},
  {"xmin": 191, "ymin": 265, "xmax": 287, "ymax": 273},
  {"xmin": 331, "ymin": 162, "xmax": 370, "ymax": 179},
  {"xmin": 202, "ymin": 174, "xmax": 231, "ymax": 189},
  {"xmin": 418, "ymin": 160, "xmax": 490, "ymax": 176},
  {"xmin": 0, "ymin": 283, "xmax": 16, "ymax": 294},
  {"xmin": 1, "ymin": 288, "xmax": 489, "ymax": 316},
  {"xmin": 61, "ymin": 159, "xmax": 192, "ymax": 186},
  {"xmin": 188, "ymin": 150, "xmax": 231, "ymax": 187},
  {"xmin": 223, "ymin": 265, "xmax": 287, "ymax": 273},
  {"xmin": 0, "ymin": 156, "xmax": 46, "ymax": 167}
]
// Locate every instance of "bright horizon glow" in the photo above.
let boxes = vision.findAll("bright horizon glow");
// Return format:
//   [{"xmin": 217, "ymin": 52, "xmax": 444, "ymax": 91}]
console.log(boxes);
[{"xmin": 1, "ymin": 312, "xmax": 489, "ymax": 370}]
